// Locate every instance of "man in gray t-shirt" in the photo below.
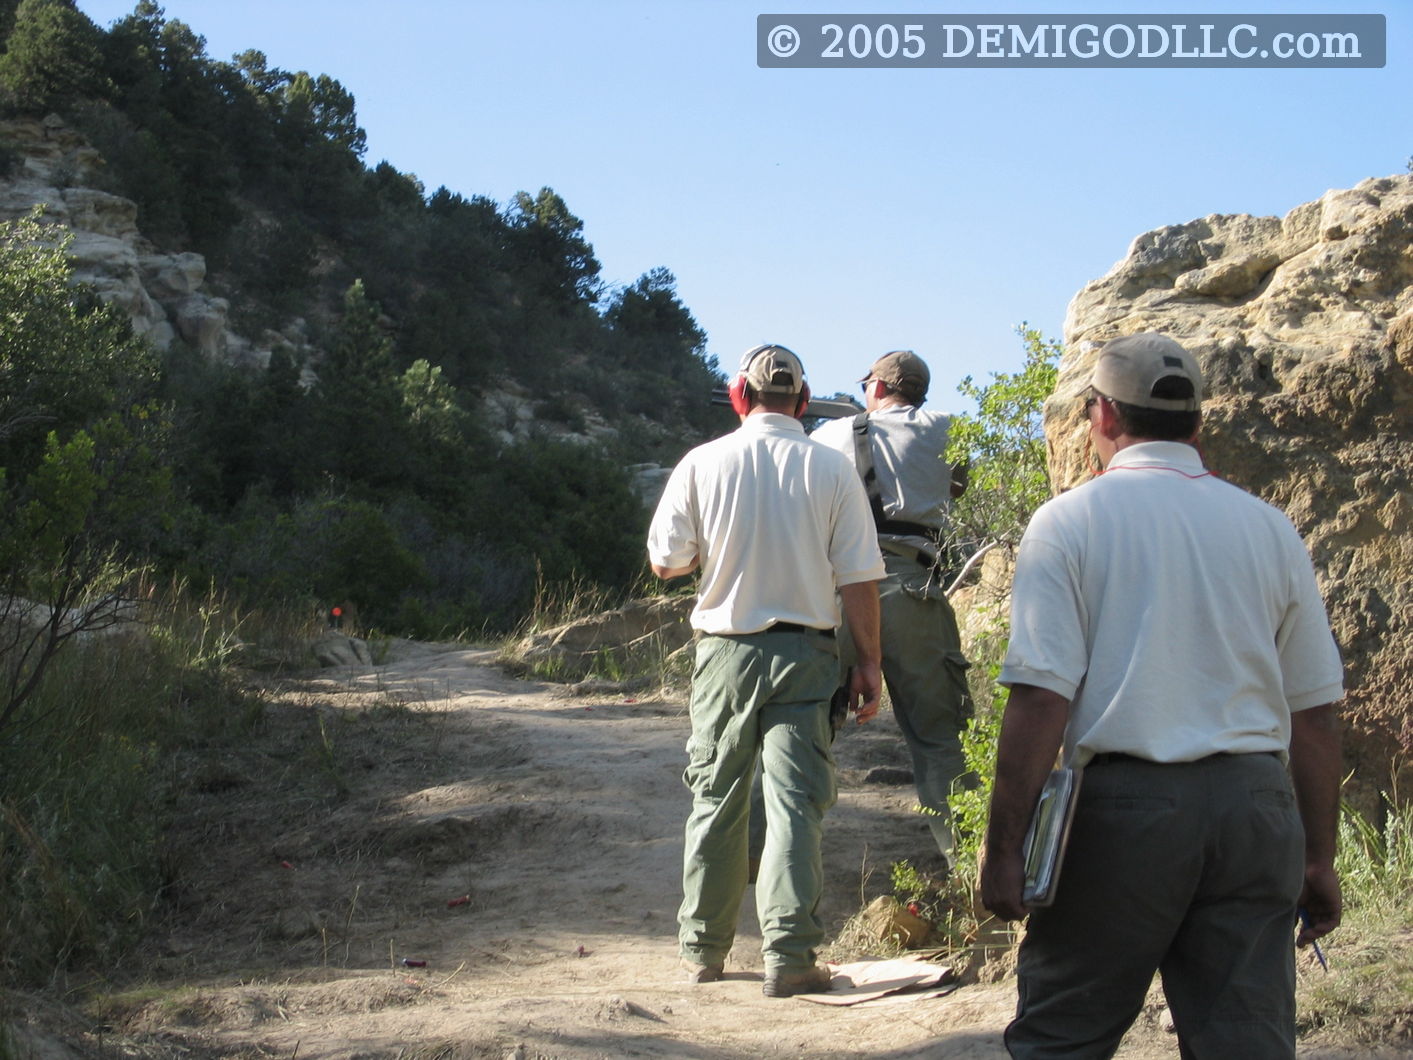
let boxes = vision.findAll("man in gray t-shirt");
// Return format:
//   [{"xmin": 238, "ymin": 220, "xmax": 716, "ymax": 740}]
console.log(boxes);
[{"xmin": 813, "ymin": 350, "xmax": 974, "ymax": 871}]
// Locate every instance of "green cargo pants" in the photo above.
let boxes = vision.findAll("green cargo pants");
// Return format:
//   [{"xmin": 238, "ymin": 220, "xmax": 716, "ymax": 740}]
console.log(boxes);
[
  {"xmin": 678, "ymin": 629, "xmax": 838, "ymax": 974},
  {"xmin": 839, "ymin": 549, "xmax": 975, "ymax": 863}
]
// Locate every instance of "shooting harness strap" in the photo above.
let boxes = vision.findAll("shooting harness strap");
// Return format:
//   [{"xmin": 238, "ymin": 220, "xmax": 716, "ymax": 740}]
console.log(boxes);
[{"xmin": 851, "ymin": 412, "xmax": 936, "ymax": 541}]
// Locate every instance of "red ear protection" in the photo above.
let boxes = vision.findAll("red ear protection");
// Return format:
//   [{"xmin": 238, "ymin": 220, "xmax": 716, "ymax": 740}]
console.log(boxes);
[
  {"xmin": 731, "ymin": 345, "xmax": 810, "ymax": 419},
  {"xmin": 727, "ymin": 371, "xmax": 752, "ymax": 417},
  {"xmin": 794, "ymin": 381, "xmax": 811, "ymax": 419}
]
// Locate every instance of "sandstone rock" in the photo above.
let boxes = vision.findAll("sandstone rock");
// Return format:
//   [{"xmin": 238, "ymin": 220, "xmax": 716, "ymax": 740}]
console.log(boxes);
[
  {"xmin": 142, "ymin": 250, "xmax": 207, "ymax": 300},
  {"xmin": 0, "ymin": 116, "xmax": 283, "ymax": 361},
  {"xmin": 311, "ymin": 632, "xmax": 372, "ymax": 668},
  {"xmin": 626, "ymin": 462, "xmax": 673, "ymax": 511},
  {"xmin": 60, "ymin": 187, "xmax": 138, "ymax": 238},
  {"xmin": 1055, "ymin": 173, "xmax": 1413, "ymax": 796},
  {"xmin": 514, "ymin": 595, "xmax": 694, "ymax": 680},
  {"xmin": 174, "ymin": 293, "xmax": 230, "ymax": 359},
  {"xmin": 3, "ymin": 113, "xmax": 105, "ymax": 186},
  {"xmin": 860, "ymin": 895, "xmax": 932, "ymax": 948}
]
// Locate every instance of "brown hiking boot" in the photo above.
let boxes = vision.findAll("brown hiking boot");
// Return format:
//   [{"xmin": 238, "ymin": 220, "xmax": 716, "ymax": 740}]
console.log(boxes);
[
  {"xmin": 681, "ymin": 960, "xmax": 724, "ymax": 984},
  {"xmin": 762, "ymin": 964, "xmax": 832, "ymax": 998}
]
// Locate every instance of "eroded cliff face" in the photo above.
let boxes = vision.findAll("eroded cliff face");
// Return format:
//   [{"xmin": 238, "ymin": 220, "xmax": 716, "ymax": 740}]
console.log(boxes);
[
  {"xmin": 1053, "ymin": 174, "xmax": 1413, "ymax": 796},
  {"xmin": 0, "ymin": 115, "xmax": 291, "ymax": 367}
]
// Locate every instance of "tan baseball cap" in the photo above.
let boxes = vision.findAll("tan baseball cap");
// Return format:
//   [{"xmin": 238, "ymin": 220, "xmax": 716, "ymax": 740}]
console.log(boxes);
[
  {"xmin": 741, "ymin": 344, "xmax": 805, "ymax": 394},
  {"xmin": 1092, "ymin": 333, "xmax": 1202, "ymax": 412},
  {"xmin": 861, "ymin": 350, "xmax": 929, "ymax": 399}
]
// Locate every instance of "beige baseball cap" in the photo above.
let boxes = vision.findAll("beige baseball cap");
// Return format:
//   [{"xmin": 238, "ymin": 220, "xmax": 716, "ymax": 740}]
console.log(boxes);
[
  {"xmin": 1092, "ymin": 333, "xmax": 1202, "ymax": 412},
  {"xmin": 741, "ymin": 344, "xmax": 805, "ymax": 393}
]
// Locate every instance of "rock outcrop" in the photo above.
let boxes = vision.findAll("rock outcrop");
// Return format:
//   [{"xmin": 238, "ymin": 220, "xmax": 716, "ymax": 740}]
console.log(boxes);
[
  {"xmin": 513, "ymin": 595, "xmax": 694, "ymax": 680},
  {"xmin": 0, "ymin": 115, "xmax": 308, "ymax": 373},
  {"xmin": 1053, "ymin": 174, "xmax": 1413, "ymax": 797}
]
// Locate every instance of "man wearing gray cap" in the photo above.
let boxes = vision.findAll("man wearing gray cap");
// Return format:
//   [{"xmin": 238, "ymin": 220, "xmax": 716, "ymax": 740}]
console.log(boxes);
[
  {"xmin": 812, "ymin": 350, "xmax": 974, "ymax": 872},
  {"xmin": 648, "ymin": 344, "xmax": 885, "ymax": 998},
  {"xmin": 980, "ymin": 333, "xmax": 1344, "ymax": 1057}
]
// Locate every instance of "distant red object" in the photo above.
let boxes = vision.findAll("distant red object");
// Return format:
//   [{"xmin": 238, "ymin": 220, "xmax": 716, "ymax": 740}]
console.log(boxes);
[
  {"xmin": 331, "ymin": 607, "xmax": 343, "ymax": 617},
  {"xmin": 280, "ymin": 860, "xmax": 293, "ymax": 869},
  {"xmin": 447, "ymin": 895, "xmax": 470, "ymax": 908},
  {"xmin": 401, "ymin": 958, "xmax": 427, "ymax": 968}
]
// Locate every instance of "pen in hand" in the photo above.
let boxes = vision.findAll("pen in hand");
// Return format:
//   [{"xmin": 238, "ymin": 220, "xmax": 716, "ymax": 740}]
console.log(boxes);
[{"xmin": 1298, "ymin": 907, "xmax": 1328, "ymax": 972}]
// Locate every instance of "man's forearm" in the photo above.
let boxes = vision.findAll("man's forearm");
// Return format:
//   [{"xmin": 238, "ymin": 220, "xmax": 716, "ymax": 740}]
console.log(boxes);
[
  {"xmin": 985, "ymin": 684, "xmax": 1070, "ymax": 852},
  {"xmin": 838, "ymin": 580, "xmax": 882, "ymax": 722},
  {"xmin": 651, "ymin": 557, "xmax": 699, "ymax": 580},
  {"xmin": 1290, "ymin": 703, "xmax": 1342, "ymax": 866},
  {"xmin": 979, "ymin": 683, "xmax": 1069, "ymax": 920},
  {"xmin": 838, "ymin": 580, "xmax": 880, "ymax": 666}
]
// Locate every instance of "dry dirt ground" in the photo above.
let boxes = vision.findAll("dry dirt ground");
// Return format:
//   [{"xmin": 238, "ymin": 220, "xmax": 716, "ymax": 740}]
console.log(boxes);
[{"xmin": 12, "ymin": 641, "xmax": 1404, "ymax": 1060}]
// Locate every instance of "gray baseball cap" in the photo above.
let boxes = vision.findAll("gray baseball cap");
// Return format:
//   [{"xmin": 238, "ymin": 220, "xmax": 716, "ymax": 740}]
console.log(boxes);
[{"xmin": 1092, "ymin": 333, "xmax": 1202, "ymax": 412}]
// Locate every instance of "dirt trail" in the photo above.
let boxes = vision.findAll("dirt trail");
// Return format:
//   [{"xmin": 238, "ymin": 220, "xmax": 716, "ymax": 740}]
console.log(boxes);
[{"xmin": 55, "ymin": 641, "xmax": 1351, "ymax": 1059}]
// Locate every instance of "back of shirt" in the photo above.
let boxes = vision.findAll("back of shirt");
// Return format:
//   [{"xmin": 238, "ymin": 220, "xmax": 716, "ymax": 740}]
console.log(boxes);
[
  {"xmin": 1000, "ymin": 441, "xmax": 1344, "ymax": 765},
  {"xmin": 647, "ymin": 415, "xmax": 884, "ymax": 635},
  {"xmin": 813, "ymin": 405, "xmax": 955, "ymax": 529}
]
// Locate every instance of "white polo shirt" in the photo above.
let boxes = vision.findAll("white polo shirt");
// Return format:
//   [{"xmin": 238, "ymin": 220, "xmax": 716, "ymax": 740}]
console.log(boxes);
[
  {"xmin": 647, "ymin": 413, "xmax": 885, "ymax": 635},
  {"xmin": 1000, "ymin": 441, "xmax": 1344, "ymax": 766}
]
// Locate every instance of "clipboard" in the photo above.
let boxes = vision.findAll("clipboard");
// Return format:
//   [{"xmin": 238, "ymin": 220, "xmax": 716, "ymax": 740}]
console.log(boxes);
[{"xmin": 1021, "ymin": 767, "xmax": 1082, "ymax": 907}]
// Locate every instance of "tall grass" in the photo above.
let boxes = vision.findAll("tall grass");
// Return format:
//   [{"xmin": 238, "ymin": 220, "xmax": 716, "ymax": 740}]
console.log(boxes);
[
  {"xmin": 0, "ymin": 582, "xmax": 270, "ymax": 987},
  {"xmin": 497, "ymin": 564, "xmax": 691, "ymax": 685}
]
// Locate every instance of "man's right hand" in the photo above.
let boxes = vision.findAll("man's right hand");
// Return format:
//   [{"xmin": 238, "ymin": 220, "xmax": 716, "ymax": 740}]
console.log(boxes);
[
  {"xmin": 980, "ymin": 840, "xmax": 1029, "ymax": 922},
  {"xmin": 1297, "ymin": 863, "xmax": 1342, "ymax": 945},
  {"xmin": 850, "ymin": 661, "xmax": 882, "ymax": 724}
]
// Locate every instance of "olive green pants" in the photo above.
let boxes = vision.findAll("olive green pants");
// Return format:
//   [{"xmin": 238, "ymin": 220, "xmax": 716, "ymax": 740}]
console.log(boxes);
[
  {"xmin": 840, "ymin": 550, "xmax": 975, "ymax": 862},
  {"xmin": 678, "ymin": 630, "xmax": 838, "ymax": 974}
]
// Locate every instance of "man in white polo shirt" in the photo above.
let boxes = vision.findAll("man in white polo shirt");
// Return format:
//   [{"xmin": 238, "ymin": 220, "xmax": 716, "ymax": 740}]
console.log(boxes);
[
  {"xmin": 980, "ymin": 333, "xmax": 1344, "ymax": 1057},
  {"xmin": 648, "ymin": 343, "xmax": 885, "ymax": 998}
]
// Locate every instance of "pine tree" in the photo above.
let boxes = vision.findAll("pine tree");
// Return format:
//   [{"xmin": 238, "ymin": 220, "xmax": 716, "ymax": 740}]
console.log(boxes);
[{"xmin": 0, "ymin": 0, "xmax": 110, "ymax": 113}]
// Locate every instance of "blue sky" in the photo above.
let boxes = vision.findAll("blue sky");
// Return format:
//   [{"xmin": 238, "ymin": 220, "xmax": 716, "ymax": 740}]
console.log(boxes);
[{"xmin": 74, "ymin": 0, "xmax": 1413, "ymax": 409}]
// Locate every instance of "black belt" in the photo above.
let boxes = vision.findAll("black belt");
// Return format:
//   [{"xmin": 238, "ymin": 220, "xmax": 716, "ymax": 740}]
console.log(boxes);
[
  {"xmin": 763, "ymin": 622, "xmax": 834, "ymax": 639},
  {"xmin": 876, "ymin": 519, "xmax": 938, "ymax": 539}
]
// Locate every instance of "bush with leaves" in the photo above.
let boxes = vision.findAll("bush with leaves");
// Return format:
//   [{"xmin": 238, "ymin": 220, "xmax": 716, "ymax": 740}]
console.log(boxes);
[
  {"xmin": 0, "ymin": 210, "xmax": 175, "ymax": 738},
  {"xmin": 943, "ymin": 324, "xmax": 1061, "ymax": 585}
]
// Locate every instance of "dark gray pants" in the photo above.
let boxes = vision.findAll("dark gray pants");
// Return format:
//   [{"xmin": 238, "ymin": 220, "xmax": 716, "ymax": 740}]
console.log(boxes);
[{"xmin": 1006, "ymin": 752, "xmax": 1304, "ymax": 1060}]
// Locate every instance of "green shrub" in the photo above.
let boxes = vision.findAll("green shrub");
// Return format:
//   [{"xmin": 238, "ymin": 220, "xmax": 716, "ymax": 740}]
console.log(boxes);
[{"xmin": 0, "ymin": 588, "xmax": 260, "ymax": 986}]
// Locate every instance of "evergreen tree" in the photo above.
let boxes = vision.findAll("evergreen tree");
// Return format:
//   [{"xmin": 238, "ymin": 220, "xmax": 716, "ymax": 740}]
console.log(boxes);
[
  {"xmin": 506, "ymin": 186, "xmax": 603, "ymax": 306},
  {"xmin": 314, "ymin": 280, "xmax": 410, "ymax": 490},
  {"xmin": 0, "ymin": 0, "xmax": 110, "ymax": 113}
]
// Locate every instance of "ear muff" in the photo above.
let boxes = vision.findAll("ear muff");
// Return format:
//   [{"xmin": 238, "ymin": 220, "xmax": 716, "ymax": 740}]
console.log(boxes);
[
  {"xmin": 728, "ymin": 372, "xmax": 752, "ymax": 417},
  {"xmin": 732, "ymin": 344, "xmax": 808, "ymax": 418}
]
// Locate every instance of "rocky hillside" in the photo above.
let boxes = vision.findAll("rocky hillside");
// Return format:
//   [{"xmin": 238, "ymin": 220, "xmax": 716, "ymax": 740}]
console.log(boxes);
[
  {"xmin": 1049, "ymin": 174, "xmax": 1413, "ymax": 799},
  {"xmin": 0, "ymin": 114, "xmax": 712, "ymax": 458},
  {"xmin": 0, "ymin": 114, "xmax": 254, "ymax": 364}
]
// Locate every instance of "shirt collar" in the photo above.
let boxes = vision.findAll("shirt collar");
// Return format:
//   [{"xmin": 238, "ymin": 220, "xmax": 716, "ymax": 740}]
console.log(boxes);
[
  {"xmin": 740, "ymin": 412, "xmax": 807, "ymax": 436},
  {"xmin": 1106, "ymin": 440, "xmax": 1205, "ymax": 473}
]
